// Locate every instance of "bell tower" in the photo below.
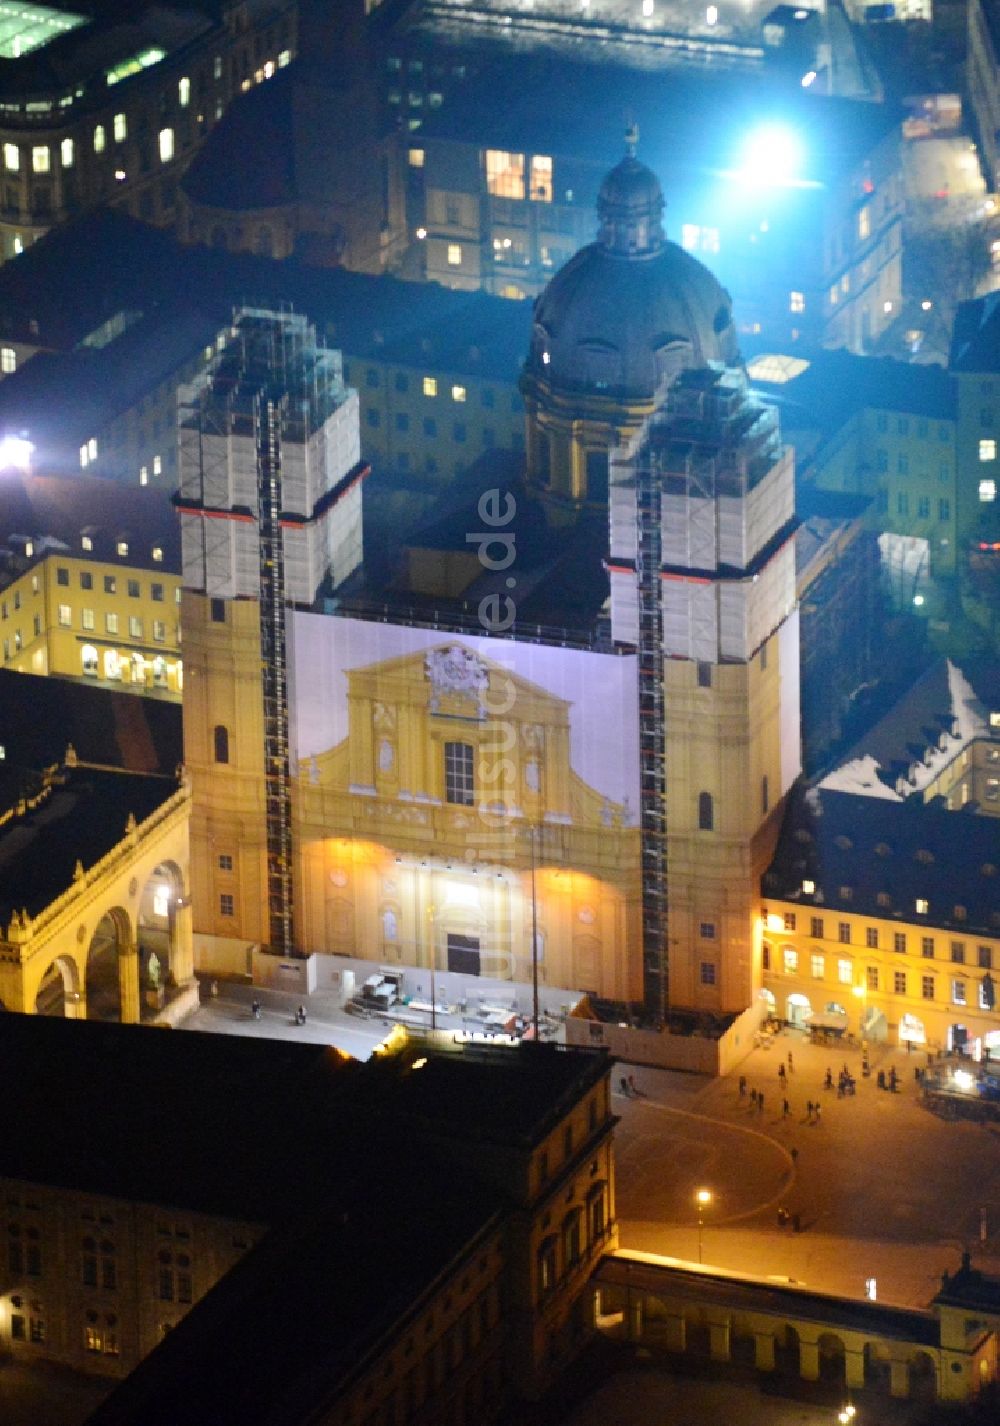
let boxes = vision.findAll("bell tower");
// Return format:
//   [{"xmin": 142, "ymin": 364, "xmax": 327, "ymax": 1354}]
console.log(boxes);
[{"xmin": 609, "ymin": 366, "xmax": 800, "ymax": 1015}]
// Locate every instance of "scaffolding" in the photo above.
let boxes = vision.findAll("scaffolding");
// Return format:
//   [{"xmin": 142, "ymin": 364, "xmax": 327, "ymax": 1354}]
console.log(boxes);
[
  {"xmin": 635, "ymin": 445, "xmax": 667, "ymax": 1023},
  {"xmin": 177, "ymin": 307, "xmax": 349, "ymax": 958}
]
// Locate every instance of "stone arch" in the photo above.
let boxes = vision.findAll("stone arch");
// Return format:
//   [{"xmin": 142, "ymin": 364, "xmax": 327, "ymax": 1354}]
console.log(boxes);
[
  {"xmin": 86, "ymin": 907, "xmax": 132, "ymax": 1022},
  {"xmin": 863, "ymin": 1339, "xmax": 891, "ymax": 1391},
  {"xmin": 817, "ymin": 1331, "xmax": 847, "ymax": 1383},
  {"xmin": 775, "ymin": 1322, "xmax": 800, "ymax": 1373},
  {"xmin": 910, "ymin": 1349, "xmax": 937, "ymax": 1401},
  {"xmin": 34, "ymin": 955, "xmax": 80, "ymax": 1017},
  {"xmin": 138, "ymin": 860, "xmax": 184, "ymax": 992}
]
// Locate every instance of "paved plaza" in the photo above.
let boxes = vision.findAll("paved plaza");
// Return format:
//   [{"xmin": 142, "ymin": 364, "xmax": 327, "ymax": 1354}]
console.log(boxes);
[{"xmin": 614, "ymin": 1026, "xmax": 1000, "ymax": 1306}]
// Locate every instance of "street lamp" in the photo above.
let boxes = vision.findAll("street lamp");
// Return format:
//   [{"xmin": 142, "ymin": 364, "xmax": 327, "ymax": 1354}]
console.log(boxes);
[
  {"xmin": 695, "ymin": 1188, "xmax": 713, "ymax": 1264},
  {"xmin": 838, "ymin": 1404, "xmax": 857, "ymax": 1424}
]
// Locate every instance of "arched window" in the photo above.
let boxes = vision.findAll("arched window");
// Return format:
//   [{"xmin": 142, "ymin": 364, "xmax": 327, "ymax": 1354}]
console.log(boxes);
[
  {"xmin": 698, "ymin": 791, "xmax": 714, "ymax": 831},
  {"xmin": 213, "ymin": 725, "xmax": 230, "ymax": 765}
]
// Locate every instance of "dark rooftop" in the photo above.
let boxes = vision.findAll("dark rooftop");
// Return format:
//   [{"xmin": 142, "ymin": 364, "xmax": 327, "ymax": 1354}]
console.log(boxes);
[
  {"xmin": 950, "ymin": 293, "xmax": 1000, "ymax": 374},
  {"xmin": 0, "ymin": 472, "xmax": 182, "ymax": 573},
  {"xmin": 0, "ymin": 665, "xmax": 182, "ymax": 775},
  {"xmin": 0, "ymin": 763, "xmax": 181, "ymax": 921},
  {"xmin": 765, "ymin": 782, "xmax": 1000, "ymax": 936},
  {"xmin": 753, "ymin": 347, "xmax": 955, "ymax": 430},
  {"xmin": 414, "ymin": 52, "xmax": 902, "ymax": 182}
]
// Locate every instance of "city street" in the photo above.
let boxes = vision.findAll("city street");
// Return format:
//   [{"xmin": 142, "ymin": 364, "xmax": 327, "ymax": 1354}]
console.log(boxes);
[{"xmin": 614, "ymin": 1027, "xmax": 1000, "ymax": 1306}]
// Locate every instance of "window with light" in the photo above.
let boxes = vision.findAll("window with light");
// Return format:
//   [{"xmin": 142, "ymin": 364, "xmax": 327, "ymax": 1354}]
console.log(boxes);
[{"xmin": 485, "ymin": 149, "xmax": 525, "ymax": 200}]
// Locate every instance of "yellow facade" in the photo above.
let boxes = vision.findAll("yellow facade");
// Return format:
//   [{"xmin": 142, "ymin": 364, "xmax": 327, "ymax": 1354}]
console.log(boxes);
[
  {"xmin": 0, "ymin": 771, "xmax": 194, "ymax": 1025},
  {"xmin": 665, "ymin": 640, "xmax": 791, "ymax": 1014},
  {"xmin": 763, "ymin": 898, "xmax": 1000, "ymax": 1056},
  {"xmin": 183, "ymin": 592, "xmax": 642, "ymax": 999},
  {"xmin": 1, "ymin": 551, "xmax": 182, "ymax": 698}
]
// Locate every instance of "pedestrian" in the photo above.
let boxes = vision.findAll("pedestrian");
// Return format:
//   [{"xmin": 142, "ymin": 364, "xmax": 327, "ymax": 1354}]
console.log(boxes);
[
  {"xmin": 619, "ymin": 1075, "xmax": 629, "ymax": 1097},
  {"xmin": 628, "ymin": 1072, "xmax": 638, "ymax": 1097},
  {"xmin": 750, "ymin": 1088, "xmax": 758, "ymax": 1108},
  {"xmin": 758, "ymin": 1092, "xmax": 765, "ymax": 1114},
  {"xmin": 777, "ymin": 1207, "xmax": 789, "ymax": 1227},
  {"xmin": 778, "ymin": 1062, "xmax": 786, "ymax": 1086},
  {"xmin": 906, "ymin": 1037, "xmax": 912, "ymax": 1055},
  {"xmin": 790, "ymin": 1146, "xmax": 799, "ymax": 1164},
  {"xmin": 806, "ymin": 1099, "xmax": 814, "ymax": 1121},
  {"xmin": 782, "ymin": 1097, "xmax": 790, "ymax": 1118},
  {"xmin": 814, "ymin": 1103, "xmax": 821, "ymax": 1124},
  {"xmin": 877, "ymin": 1069, "xmax": 886, "ymax": 1090},
  {"xmin": 787, "ymin": 1050, "xmax": 794, "ymax": 1073},
  {"xmin": 739, "ymin": 1074, "xmax": 747, "ymax": 1098},
  {"xmin": 824, "ymin": 1067, "xmax": 833, "ymax": 1091}
]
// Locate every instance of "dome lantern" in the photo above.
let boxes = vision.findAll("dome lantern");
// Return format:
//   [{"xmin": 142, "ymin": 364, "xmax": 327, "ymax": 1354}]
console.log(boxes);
[{"xmin": 596, "ymin": 126, "xmax": 665, "ymax": 259}]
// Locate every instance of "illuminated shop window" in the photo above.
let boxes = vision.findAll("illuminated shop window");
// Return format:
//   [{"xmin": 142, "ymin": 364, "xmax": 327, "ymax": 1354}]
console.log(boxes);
[
  {"xmin": 61, "ymin": 137, "xmax": 73, "ymax": 167},
  {"xmin": 158, "ymin": 128, "xmax": 174, "ymax": 163},
  {"xmin": 31, "ymin": 145, "xmax": 49, "ymax": 173},
  {"xmin": 446, "ymin": 243, "xmax": 462, "ymax": 266},
  {"xmin": 530, "ymin": 154, "xmax": 552, "ymax": 202},
  {"xmin": 485, "ymin": 149, "xmax": 525, "ymax": 200}
]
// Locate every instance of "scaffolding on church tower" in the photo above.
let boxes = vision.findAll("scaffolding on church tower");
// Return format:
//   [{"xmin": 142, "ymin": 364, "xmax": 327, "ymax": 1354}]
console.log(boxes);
[{"xmin": 177, "ymin": 306, "xmax": 356, "ymax": 959}]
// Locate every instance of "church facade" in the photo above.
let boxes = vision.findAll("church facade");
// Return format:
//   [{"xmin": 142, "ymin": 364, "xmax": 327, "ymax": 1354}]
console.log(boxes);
[{"xmin": 183, "ymin": 145, "xmax": 800, "ymax": 1018}]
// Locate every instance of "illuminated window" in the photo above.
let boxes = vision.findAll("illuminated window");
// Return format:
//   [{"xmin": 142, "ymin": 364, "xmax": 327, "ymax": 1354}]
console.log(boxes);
[
  {"xmin": 0, "ymin": 347, "xmax": 14, "ymax": 374},
  {"xmin": 153, "ymin": 620, "xmax": 165, "ymax": 641},
  {"xmin": 829, "ymin": 284, "xmax": 838, "ymax": 305},
  {"xmin": 106, "ymin": 612, "xmax": 119, "ymax": 635},
  {"xmin": 113, "ymin": 113, "xmax": 126, "ymax": 143},
  {"xmin": 980, "ymin": 439, "xmax": 997, "ymax": 462},
  {"xmin": 82, "ymin": 608, "xmax": 94, "ymax": 631},
  {"xmin": 980, "ymin": 479, "xmax": 996, "ymax": 502},
  {"xmin": 866, "ymin": 966, "xmax": 878, "ymax": 991},
  {"xmin": 152, "ymin": 546, "xmax": 163, "ymax": 563},
  {"xmin": 278, "ymin": 48, "xmax": 291, "ymax": 68},
  {"xmin": 158, "ymin": 128, "xmax": 174, "ymax": 163},
  {"xmin": 408, "ymin": 147, "xmax": 424, "ymax": 168},
  {"xmin": 811, "ymin": 953, "xmax": 824, "ymax": 979},
  {"xmin": 139, "ymin": 466, "xmax": 148, "ymax": 486},
  {"xmin": 79, "ymin": 443, "xmax": 89, "ymax": 468},
  {"xmin": 178, "ymin": 76, "xmax": 190, "ymax": 107},
  {"xmin": 3, "ymin": 142, "xmax": 17, "ymax": 171},
  {"xmin": 57, "ymin": 604, "xmax": 71, "ymax": 627},
  {"xmin": 12, "ymin": 234, "xmax": 22, "ymax": 255},
  {"xmin": 530, "ymin": 154, "xmax": 552, "ymax": 202},
  {"xmin": 916, "ymin": 897, "xmax": 928, "ymax": 915},
  {"xmin": 116, "ymin": 540, "xmax": 128, "ymax": 557},
  {"xmin": 451, "ymin": 384, "xmax": 466, "ymax": 403},
  {"xmin": 837, "ymin": 958, "xmax": 852, "ymax": 984},
  {"xmin": 783, "ymin": 948, "xmax": 797, "ymax": 973},
  {"xmin": 153, "ymin": 454, "xmax": 162, "ymax": 476},
  {"xmin": 128, "ymin": 615, "xmax": 142, "ymax": 639},
  {"xmin": 422, "ymin": 376, "xmax": 437, "ymax": 397},
  {"xmin": 31, "ymin": 146, "xmax": 49, "ymax": 174},
  {"xmin": 858, "ymin": 207, "xmax": 870, "ymax": 240},
  {"xmin": 789, "ymin": 291, "xmax": 805, "ymax": 313},
  {"xmin": 485, "ymin": 149, "xmax": 525, "ymax": 200},
  {"xmin": 93, "ymin": 125, "xmax": 105, "ymax": 154},
  {"xmin": 952, "ymin": 979, "xmax": 966, "ymax": 1006},
  {"xmin": 444, "ymin": 741, "xmax": 474, "ymax": 805},
  {"xmin": 446, "ymin": 243, "xmax": 462, "ymax": 266}
]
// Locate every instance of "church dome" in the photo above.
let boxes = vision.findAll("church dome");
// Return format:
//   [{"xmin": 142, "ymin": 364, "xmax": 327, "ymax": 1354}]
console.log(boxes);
[{"xmin": 525, "ymin": 143, "xmax": 739, "ymax": 400}]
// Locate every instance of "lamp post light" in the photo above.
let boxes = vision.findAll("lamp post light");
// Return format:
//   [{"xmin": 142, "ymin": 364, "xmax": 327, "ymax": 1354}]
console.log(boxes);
[
  {"xmin": 838, "ymin": 1403, "xmax": 857, "ymax": 1424},
  {"xmin": 695, "ymin": 1187, "xmax": 713, "ymax": 1264}
]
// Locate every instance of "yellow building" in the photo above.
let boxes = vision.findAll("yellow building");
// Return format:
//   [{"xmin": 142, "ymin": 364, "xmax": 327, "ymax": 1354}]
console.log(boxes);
[
  {"xmin": 0, "ymin": 473, "xmax": 182, "ymax": 698},
  {"xmin": 185, "ymin": 597, "xmax": 643, "ymax": 1000},
  {"xmin": 762, "ymin": 774, "xmax": 1000, "ymax": 1056}
]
